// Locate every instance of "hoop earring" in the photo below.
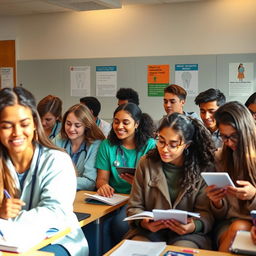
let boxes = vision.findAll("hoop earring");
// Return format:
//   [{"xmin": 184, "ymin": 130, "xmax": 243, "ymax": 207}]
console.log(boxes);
[{"xmin": 184, "ymin": 148, "xmax": 189, "ymax": 156}]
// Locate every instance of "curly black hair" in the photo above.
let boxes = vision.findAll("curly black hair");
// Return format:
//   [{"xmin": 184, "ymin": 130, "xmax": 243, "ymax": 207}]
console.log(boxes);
[
  {"xmin": 147, "ymin": 113, "xmax": 216, "ymax": 190},
  {"xmin": 108, "ymin": 103, "xmax": 154, "ymax": 151},
  {"xmin": 116, "ymin": 88, "xmax": 139, "ymax": 105}
]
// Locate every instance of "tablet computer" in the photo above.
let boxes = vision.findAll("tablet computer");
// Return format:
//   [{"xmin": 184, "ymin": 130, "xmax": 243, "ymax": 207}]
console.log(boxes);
[
  {"xmin": 201, "ymin": 172, "xmax": 235, "ymax": 188},
  {"xmin": 116, "ymin": 167, "xmax": 136, "ymax": 175}
]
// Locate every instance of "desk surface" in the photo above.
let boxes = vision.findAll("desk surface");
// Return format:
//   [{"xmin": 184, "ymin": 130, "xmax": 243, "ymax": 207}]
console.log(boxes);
[
  {"xmin": 103, "ymin": 240, "xmax": 241, "ymax": 256},
  {"xmin": 73, "ymin": 191, "xmax": 129, "ymax": 227},
  {"xmin": 1, "ymin": 228, "xmax": 71, "ymax": 256}
]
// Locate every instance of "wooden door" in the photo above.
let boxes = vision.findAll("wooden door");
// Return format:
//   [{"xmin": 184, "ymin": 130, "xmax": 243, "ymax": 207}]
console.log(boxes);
[{"xmin": 0, "ymin": 40, "xmax": 16, "ymax": 88}]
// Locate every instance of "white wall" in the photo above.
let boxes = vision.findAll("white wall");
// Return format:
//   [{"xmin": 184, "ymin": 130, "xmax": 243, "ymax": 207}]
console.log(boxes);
[{"xmin": 0, "ymin": 0, "xmax": 255, "ymax": 60}]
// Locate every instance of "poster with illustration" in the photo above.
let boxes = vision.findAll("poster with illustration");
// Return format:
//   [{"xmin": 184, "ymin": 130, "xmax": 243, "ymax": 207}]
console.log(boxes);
[
  {"xmin": 229, "ymin": 62, "xmax": 254, "ymax": 96},
  {"xmin": 175, "ymin": 64, "xmax": 198, "ymax": 96}
]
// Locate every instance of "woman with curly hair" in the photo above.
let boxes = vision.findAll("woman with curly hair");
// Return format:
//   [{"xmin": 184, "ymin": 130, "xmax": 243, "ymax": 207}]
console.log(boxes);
[
  {"xmin": 205, "ymin": 101, "xmax": 256, "ymax": 252},
  {"xmin": 95, "ymin": 102, "xmax": 155, "ymax": 251},
  {"xmin": 126, "ymin": 113, "xmax": 215, "ymax": 250}
]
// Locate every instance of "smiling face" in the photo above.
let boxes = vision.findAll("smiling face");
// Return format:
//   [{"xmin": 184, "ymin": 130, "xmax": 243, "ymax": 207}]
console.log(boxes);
[
  {"xmin": 163, "ymin": 93, "xmax": 184, "ymax": 115},
  {"xmin": 0, "ymin": 104, "xmax": 35, "ymax": 157},
  {"xmin": 199, "ymin": 101, "xmax": 219, "ymax": 132},
  {"xmin": 219, "ymin": 123, "xmax": 238, "ymax": 151},
  {"xmin": 157, "ymin": 127, "xmax": 187, "ymax": 166},
  {"xmin": 113, "ymin": 110, "xmax": 138, "ymax": 144},
  {"xmin": 64, "ymin": 112, "xmax": 85, "ymax": 143}
]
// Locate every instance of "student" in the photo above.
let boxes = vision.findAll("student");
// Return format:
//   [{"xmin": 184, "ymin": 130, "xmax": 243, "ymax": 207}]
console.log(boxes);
[
  {"xmin": 245, "ymin": 92, "xmax": 256, "ymax": 122},
  {"xmin": 37, "ymin": 95, "xmax": 62, "ymax": 139},
  {"xmin": 126, "ymin": 113, "xmax": 215, "ymax": 249},
  {"xmin": 116, "ymin": 88, "xmax": 140, "ymax": 106},
  {"xmin": 161, "ymin": 84, "xmax": 200, "ymax": 121},
  {"xmin": 194, "ymin": 88, "xmax": 226, "ymax": 148},
  {"xmin": 205, "ymin": 101, "xmax": 256, "ymax": 252},
  {"xmin": 80, "ymin": 96, "xmax": 111, "ymax": 137},
  {"xmin": 52, "ymin": 104, "xmax": 105, "ymax": 191},
  {"xmin": 0, "ymin": 87, "xmax": 88, "ymax": 256},
  {"xmin": 95, "ymin": 103, "xmax": 155, "ymax": 249}
]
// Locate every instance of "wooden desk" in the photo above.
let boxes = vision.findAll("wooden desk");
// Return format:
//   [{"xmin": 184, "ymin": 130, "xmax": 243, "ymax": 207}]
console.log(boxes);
[
  {"xmin": 73, "ymin": 191, "xmax": 129, "ymax": 256},
  {"xmin": 73, "ymin": 191, "xmax": 129, "ymax": 227},
  {"xmin": 103, "ymin": 240, "xmax": 241, "ymax": 256}
]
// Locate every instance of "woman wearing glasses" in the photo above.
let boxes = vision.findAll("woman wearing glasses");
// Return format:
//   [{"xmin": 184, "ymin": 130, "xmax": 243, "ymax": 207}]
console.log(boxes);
[
  {"xmin": 126, "ymin": 113, "xmax": 215, "ymax": 249},
  {"xmin": 52, "ymin": 104, "xmax": 105, "ymax": 190},
  {"xmin": 205, "ymin": 101, "xmax": 256, "ymax": 252}
]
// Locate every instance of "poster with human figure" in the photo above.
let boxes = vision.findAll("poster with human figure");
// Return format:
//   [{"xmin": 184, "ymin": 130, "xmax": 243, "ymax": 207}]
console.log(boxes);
[{"xmin": 229, "ymin": 62, "xmax": 253, "ymax": 96}]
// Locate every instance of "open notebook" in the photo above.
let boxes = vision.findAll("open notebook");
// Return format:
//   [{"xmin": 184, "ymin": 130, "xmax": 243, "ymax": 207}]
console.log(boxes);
[
  {"xmin": 0, "ymin": 219, "xmax": 60, "ymax": 253},
  {"xmin": 230, "ymin": 230, "xmax": 256, "ymax": 255}
]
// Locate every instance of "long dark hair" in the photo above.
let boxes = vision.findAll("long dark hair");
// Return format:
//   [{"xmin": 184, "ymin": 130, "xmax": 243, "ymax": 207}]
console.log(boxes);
[
  {"xmin": 108, "ymin": 103, "xmax": 154, "ymax": 151},
  {"xmin": 215, "ymin": 101, "xmax": 256, "ymax": 184},
  {"xmin": 0, "ymin": 87, "xmax": 61, "ymax": 201},
  {"xmin": 148, "ymin": 113, "xmax": 216, "ymax": 189}
]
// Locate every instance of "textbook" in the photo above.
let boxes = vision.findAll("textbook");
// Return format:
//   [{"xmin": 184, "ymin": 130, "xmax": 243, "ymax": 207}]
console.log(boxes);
[
  {"xmin": 124, "ymin": 209, "xmax": 200, "ymax": 224},
  {"xmin": 230, "ymin": 230, "xmax": 256, "ymax": 255},
  {"xmin": 84, "ymin": 193, "xmax": 129, "ymax": 206},
  {"xmin": 0, "ymin": 219, "xmax": 50, "ymax": 253},
  {"xmin": 109, "ymin": 240, "xmax": 166, "ymax": 256}
]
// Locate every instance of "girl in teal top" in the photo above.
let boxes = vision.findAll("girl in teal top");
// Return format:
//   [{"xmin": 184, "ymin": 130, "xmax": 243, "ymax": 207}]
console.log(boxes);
[
  {"xmin": 95, "ymin": 102, "xmax": 155, "ymax": 252},
  {"xmin": 53, "ymin": 104, "xmax": 105, "ymax": 190},
  {"xmin": 96, "ymin": 102, "xmax": 155, "ymax": 195}
]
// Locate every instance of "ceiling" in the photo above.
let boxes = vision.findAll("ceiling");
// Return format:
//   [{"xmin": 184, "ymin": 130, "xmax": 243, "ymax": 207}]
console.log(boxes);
[{"xmin": 0, "ymin": 0, "xmax": 204, "ymax": 16}]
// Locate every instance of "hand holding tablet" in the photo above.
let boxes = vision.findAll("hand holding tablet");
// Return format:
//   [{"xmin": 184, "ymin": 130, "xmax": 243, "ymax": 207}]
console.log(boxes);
[{"xmin": 201, "ymin": 172, "xmax": 235, "ymax": 188}]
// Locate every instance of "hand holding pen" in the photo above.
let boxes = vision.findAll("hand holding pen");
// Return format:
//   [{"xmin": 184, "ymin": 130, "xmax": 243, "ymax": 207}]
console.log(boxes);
[{"xmin": 0, "ymin": 189, "xmax": 25, "ymax": 219}]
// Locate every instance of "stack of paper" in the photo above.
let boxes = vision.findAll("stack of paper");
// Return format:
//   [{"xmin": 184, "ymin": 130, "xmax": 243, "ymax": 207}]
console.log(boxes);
[
  {"xmin": 84, "ymin": 193, "xmax": 129, "ymax": 206},
  {"xmin": 0, "ymin": 219, "xmax": 47, "ymax": 253},
  {"xmin": 110, "ymin": 240, "xmax": 166, "ymax": 256},
  {"xmin": 124, "ymin": 209, "xmax": 200, "ymax": 224}
]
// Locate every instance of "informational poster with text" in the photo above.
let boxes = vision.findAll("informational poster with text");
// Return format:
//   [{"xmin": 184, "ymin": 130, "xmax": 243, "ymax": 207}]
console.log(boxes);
[
  {"xmin": 148, "ymin": 65, "xmax": 170, "ymax": 96},
  {"xmin": 229, "ymin": 62, "xmax": 254, "ymax": 96},
  {"xmin": 96, "ymin": 66, "xmax": 117, "ymax": 97},
  {"xmin": 70, "ymin": 66, "xmax": 90, "ymax": 97},
  {"xmin": 0, "ymin": 67, "xmax": 14, "ymax": 88},
  {"xmin": 175, "ymin": 64, "xmax": 198, "ymax": 96}
]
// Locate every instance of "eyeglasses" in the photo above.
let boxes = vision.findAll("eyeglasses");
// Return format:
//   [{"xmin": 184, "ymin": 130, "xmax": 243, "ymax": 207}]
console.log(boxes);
[
  {"xmin": 155, "ymin": 137, "xmax": 186, "ymax": 152},
  {"xmin": 220, "ymin": 133, "xmax": 239, "ymax": 143}
]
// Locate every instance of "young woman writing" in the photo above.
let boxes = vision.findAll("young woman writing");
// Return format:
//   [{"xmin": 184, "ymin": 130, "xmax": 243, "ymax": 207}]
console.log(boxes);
[
  {"xmin": 0, "ymin": 87, "xmax": 88, "ymax": 256},
  {"xmin": 52, "ymin": 104, "xmax": 105, "ymax": 191}
]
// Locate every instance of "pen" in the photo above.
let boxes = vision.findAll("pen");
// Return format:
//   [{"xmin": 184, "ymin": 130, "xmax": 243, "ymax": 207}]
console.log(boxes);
[
  {"xmin": 182, "ymin": 249, "xmax": 199, "ymax": 253},
  {"xmin": 3, "ymin": 189, "xmax": 11, "ymax": 199}
]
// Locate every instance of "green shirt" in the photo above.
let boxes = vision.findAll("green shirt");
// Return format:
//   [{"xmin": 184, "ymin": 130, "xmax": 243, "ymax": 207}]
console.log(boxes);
[
  {"xmin": 162, "ymin": 162, "xmax": 203, "ymax": 233},
  {"xmin": 95, "ymin": 138, "xmax": 155, "ymax": 194}
]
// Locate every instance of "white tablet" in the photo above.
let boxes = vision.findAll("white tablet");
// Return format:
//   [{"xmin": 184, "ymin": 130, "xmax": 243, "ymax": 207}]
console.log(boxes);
[{"xmin": 201, "ymin": 172, "xmax": 235, "ymax": 188}]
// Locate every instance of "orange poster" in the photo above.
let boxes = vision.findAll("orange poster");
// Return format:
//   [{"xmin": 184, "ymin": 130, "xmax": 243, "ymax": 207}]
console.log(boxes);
[{"xmin": 147, "ymin": 65, "xmax": 170, "ymax": 96}]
